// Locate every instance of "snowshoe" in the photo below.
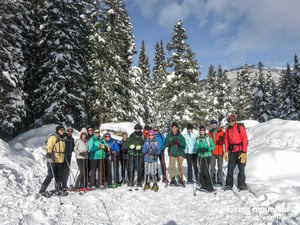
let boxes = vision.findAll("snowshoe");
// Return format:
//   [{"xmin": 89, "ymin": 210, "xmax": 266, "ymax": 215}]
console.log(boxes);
[
  {"xmin": 90, "ymin": 186, "xmax": 97, "ymax": 191},
  {"xmin": 144, "ymin": 183, "xmax": 151, "ymax": 190},
  {"xmin": 107, "ymin": 184, "xmax": 114, "ymax": 188},
  {"xmin": 223, "ymin": 185, "xmax": 232, "ymax": 191},
  {"xmin": 186, "ymin": 180, "xmax": 193, "ymax": 184},
  {"xmin": 151, "ymin": 184, "xmax": 159, "ymax": 192},
  {"xmin": 169, "ymin": 177, "xmax": 177, "ymax": 186},
  {"xmin": 40, "ymin": 191, "xmax": 54, "ymax": 198},
  {"xmin": 136, "ymin": 183, "xmax": 143, "ymax": 188},
  {"xmin": 115, "ymin": 183, "xmax": 122, "ymax": 188},
  {"xmin": 238, "ymin": 185, "xmax": 248, "ymax": 191}
]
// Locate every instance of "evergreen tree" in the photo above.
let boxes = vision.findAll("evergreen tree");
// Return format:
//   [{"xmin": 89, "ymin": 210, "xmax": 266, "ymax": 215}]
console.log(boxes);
[
  {"xmin": 236, "ymin": 63, "xmax": 252, "ymax": 120},
  {"xmin": 25, "ymin": 0, "xmax": 89, "ymax": 128},
  {"xmin": 0, "ymin": 0, "xmax": 28, "ymax": 140},
  {"xmin": 215, "ymin": 65, "xmax": 233, "ymax": 123},
  {"xmin": 206, "ymin": 64, "xmax": 217, "ymax": 119},
  {"xmin": 138, "ymin": 40, "xmax": 151, "ymax": 125},
  {"xmin": 165, "ymin": 20, "xmax": 200, "ymax": 128},
  {"xmin": 251, "ymin": 62, "xmax": 265, "ymax": 121},
  {"xmin": 89, "ymin": 0, "xmax": 135, "ymax": 124},
  {"xmin": 152, "ymin": 40, "xmax": 168, "ymax": 129}
]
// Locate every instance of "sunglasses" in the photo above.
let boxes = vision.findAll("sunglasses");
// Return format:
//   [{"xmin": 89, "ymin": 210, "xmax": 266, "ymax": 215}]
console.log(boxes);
[
  {"xmin": 154, "ymin": 130, "xmax": 159, "ymax": 132},
  {"xmin": 228, "ymin": 120, "xmax": 235, "ymax": 122},
  {"xmin": 149, "ymin": 134, "xmax": 154, "ymax": 136},
  {"xmin": 66, "ymin": 130, "xmax": 73, "ymax": 133},
  {"xmin": 88, "ymin": 129, "xmax": 93, "ymax": 132},
  {"xmin": 95, "ymin": 131, "xmax": 100, "ymax": 133},
  {"xmin": 200, "ymin": 129, "xmax": 205, "ymax": 132}
]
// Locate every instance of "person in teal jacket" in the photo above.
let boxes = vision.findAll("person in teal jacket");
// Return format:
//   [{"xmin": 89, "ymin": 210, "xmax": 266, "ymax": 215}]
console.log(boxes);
[
  {"xmin": 88, "ymin": 129, "xmax": 108, "ymax": 189},
  {"xmin": 194, "ymin": 125, "xmax": 215, "ymax": 192},
  {"xmin": 164, "ymin": 122, "xmax": 186, "ymax": 186}
]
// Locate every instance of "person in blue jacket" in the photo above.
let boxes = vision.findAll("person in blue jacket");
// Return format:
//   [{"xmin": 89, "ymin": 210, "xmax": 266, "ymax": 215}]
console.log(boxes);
[
  {"xmin": 142, "ymin": 130, "xmax": 161, "ymax": 192},
  {"xmin": 88, "ymin": 129, "xmax": 107, "ymax": 189},
  {"xmin": 104, "ymin": 132, "xmax": 120, "ymax": 188},
  {"xmin": 153, "ymin": 125, "xmax": 166, "ymax": 182},
  {"xmin": 184, "ymin": 123, "xmax": 198, "ymax": 184}
]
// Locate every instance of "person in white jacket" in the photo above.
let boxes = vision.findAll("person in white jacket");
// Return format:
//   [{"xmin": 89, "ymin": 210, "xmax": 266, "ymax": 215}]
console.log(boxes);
[
  {"xmin": 184, "ymin": 123, "xmax": 198, "ymax": 184},
  {"xmin": 74, "ymin": 128, "xmax": 89, "ymax": 190}
]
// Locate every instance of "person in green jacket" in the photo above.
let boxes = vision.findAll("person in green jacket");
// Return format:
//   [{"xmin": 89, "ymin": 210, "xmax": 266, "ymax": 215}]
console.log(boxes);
[
  {"xmin": 194, "ymin": 125, "xmax": 215, "ymax": 192},
  {"xmin": 164, "ymin": 122, "xmax": 186, "ymax": 186}
]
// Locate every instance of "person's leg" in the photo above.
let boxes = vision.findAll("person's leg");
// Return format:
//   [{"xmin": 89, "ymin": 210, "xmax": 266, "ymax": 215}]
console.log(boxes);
[
  {"xmin": 75, "ymin": 159, "xmax": 83, "ymax": 188},
  {"xmin": 90, "ymin": 160, "xmax": 97, "ymax": 187},
  {"xmin": 204, "ymin": 157, "xmax": 214, "ymax": 192},
  {"xmin": 217, "ymin": 154, "xmax": 224, "ymax": 185},
  {"xmin": 192, "ymin": 153, "xmax": 198, "ymax": 181},
  {"xmin": 237, "ymin": 159, "xmax": 246, "ymax": 188},
  {"xmin": 39, "ymin": 162, "xmax": 54, "ymax": 193},
  {"xmin": 210, "ymin": 154, "xmax": 217, "ymax": 185},
  {"xmin": 225, "ymin": 152, "xmax": 238, "ymax": 188},
  {"xmin": 186, "ymin": 154, "xmax": 193, "ymax": 182}
]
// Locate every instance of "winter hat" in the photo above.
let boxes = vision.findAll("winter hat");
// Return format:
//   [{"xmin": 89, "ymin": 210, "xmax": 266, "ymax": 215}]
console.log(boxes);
[
  {"xmin": 56, "ymin": 125, "xmax": 65, "ymax": 133},
  {"xmin": 187, "ymin": 123, "xmax": 193, "ymax": 130},
  {"xmin": 134, "ymin": 123, "xmax": 142, "ymax": 130},
  {"xmin": 228, "ymin": 114, "xmax": 236, "ymax": 121},
  {"xmin": 80, "ymin": 128, "xmax": 88, "ymax": 135},
  {"xmin": 104, "ymin": 132, "xmax": 111, "ymax": 137},
  {"xmin": 211, "ymin": 119, "xmax": 218, "ymax": 124},
  {"xmin": 171, "ymin": 122, "xmax": 178, "ymax": 128},
  {"xmin": 148, "ymin": 130, "xmax": 155, "ymax": 136},
  {"xmin": 94, "ymin": 128, "xmax": 100, "ymax": 133},
  {"xmin": 144, "ymin": 125, "xmax": 150, "ymax": 130},
  {"xmin": 199, "ymin": 125, "xmax": 206, "ymax": 131},
  {"xmin": 66, "ymin": 126, "xmax": 73, "ymax": 132}
]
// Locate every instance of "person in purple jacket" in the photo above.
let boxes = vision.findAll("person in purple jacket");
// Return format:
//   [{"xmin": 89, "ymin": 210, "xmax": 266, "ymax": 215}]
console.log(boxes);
[
  {"xmin": 142, "ymin": 130, "xmax": 161, "ymax": 192},
  {"xmin": 104, "ymin": 132, "xmax": 121, "ymax": 188}
]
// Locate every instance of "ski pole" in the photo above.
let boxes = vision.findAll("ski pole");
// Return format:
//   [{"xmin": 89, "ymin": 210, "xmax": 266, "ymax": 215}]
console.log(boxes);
[
  {"xmin": 176, "ymin": 144, "xmax": 185, "ymax": 187},
  {"xmin": 113, "ymin": 152, "xmax": 117, "ymax": 186},
  {"xmin": 160, "ymin": 150, "xmax": 167, "ymax": 183},
  {"xmin": 166, "ymin": 146, "xmax": 172, "ymax": 187},
  {"xmin": 65, "ymin": 157, "xmax": 76, "ymax": 188},
  {"xmin": 100, "ymin": 153, "xmax": 102, "ymax": 188},
  {"xmin": 49, "ymin": 162, "xmax": 63, "ymax": 205}
]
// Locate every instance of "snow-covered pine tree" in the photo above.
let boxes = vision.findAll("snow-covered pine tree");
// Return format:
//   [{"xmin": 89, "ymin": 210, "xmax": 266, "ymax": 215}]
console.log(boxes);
[
  {"xmin": 235, "ymin": 63, "xmax": 252, "ymax": 120},
  {"xmin": 165, "ymin": 20, "xmax": 200, "ymax": 128},
  {"xmin": 260, "ymin": 69, "xmax": 274, "ymax": 121},
  {"xmin": 137, "ymin": 40, "xmax": 151, "ymax": 125},
  {"xmin": 215, "ymin": 65, "xmax": 233, "ymax": 123},
  {"xmin": 0, "ymin": 0, "xmax": 28, "ymax": 140},
  {"xmin": 206, "ymin": 64, "xmax": 217, "ymax": 120},
  {"xmin": 291, "ymin": 54, "xmax": 300, "ymax": 120},
  {"xmin": 251, "ymin": 62, "xmax": 265, "ymax": 121},
  {"xmin": 152, "ymin": 40, "xmax": 167, "ymax": 129},
  {"xmin": 89, "ymin": 0, "xmax": 135, "ymax": 124},
  {"xmin": 26, "ymin": 0, "xmax": 89, "ymax": 128},
  {"xmin": 280, "ymin": 59, "xmax": 298, "ymax": 120}
]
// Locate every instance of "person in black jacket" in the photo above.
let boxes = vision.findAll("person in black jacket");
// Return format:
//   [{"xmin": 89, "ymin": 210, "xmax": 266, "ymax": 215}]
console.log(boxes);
[
  {"xmin": 119, "ymin": 132, "xmax": 130, "ymax": 184},
  {"xmin": 61, "ymin": 126, "xmax": 74, "ymax": 190}
]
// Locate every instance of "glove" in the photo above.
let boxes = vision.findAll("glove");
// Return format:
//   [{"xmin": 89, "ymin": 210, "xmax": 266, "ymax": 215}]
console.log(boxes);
[
  {"xmin": 98, "ymin": 143, "xmax": 105, "ymax": 150},
  {"xmin": 79, "ymin": 152, "xmax": 89, "ymax": 157},
  {"xmin": 224, "ymin": 152, "xmax": 229, "ymax": 161},
  {"xmin": 169, "ymin": 139, "xmax": 179, "ymax": 147},
  {"xmin": 136, "ymin": 145, "xmax": 142, "ymax": 151},
  {"xmin": 238, "ymin": 152, "xmax": 247, "ymax": 164},
  {"xmin": 46, "ymin": 153, "xmax": 53, "ymax": 163},
  {"xmin": 129, "ymin": 144, "xmax": 135, "ymax": 150},
  {"xmin": 198, "ymin": 148, "xmax": 208, "ymax": 153}
]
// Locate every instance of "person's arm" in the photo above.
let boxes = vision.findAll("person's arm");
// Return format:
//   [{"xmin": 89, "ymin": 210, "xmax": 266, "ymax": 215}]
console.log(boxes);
[
  {"xmin": 240, "ymin": 127, "xmax": 248, "ymax": 153},
  {"xmin": 208, "ymin": 136, "xmax": 215, "ymax": 152}
]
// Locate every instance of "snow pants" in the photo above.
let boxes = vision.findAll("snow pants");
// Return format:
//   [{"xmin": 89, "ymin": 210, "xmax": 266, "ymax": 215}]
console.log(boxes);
[
  {"xmin": 225, "ymin": 151, "xmax": 246, "ymax": 188},
  {"xmin": 128, "ymin": 154, "xmax": 143, "ymax": 186},
  {"xmin": 186, "ymin": 153, "xmax": 198, "ymax": 182},
  {"xmin": 41, "ymin": 162, "xmax": 63, "ymax": 191},
  {"xmin": 210, "ymin": 154, "xmax": 223, "ymax": 185},
  {"xmin": 75, "ymin": 158, "xmax": 88, "ymax": 189},
  {"xmin": 198, "ymin": 156, "xmax": 214, "ymax": 192}
]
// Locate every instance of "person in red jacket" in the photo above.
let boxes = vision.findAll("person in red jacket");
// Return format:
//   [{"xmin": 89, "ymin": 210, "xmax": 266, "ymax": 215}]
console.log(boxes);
[
  {"xmin": 224, "ymin": 114, "xmax": 248, "ymax": 191},
  {"xmin": 208, "ymin": 119, "xmax": 225, "ymax": 186}
]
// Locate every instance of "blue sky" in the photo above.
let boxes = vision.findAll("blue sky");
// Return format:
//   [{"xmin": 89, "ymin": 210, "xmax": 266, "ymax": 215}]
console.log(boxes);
[{"xmin": 125, "ymin": 0, "xmax": 300, "ymax": 77}]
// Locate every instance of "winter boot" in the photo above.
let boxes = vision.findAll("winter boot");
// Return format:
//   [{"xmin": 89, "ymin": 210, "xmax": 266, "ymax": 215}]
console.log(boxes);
[
  {"xmin": 162, "ymin": 175, "xmax": 168, "ymax": 183},
  {"xmin": 144, "ymin": 183, "xmax": 151, "ymax": 190},
  {"xmin": 177, "ymin": 176, "xmax": 184, "ymax": 185},
  {"xmin": 151, "ymin": 184, "xmax": 159, "ymax": 192},
  {"xmin": 170, "ymin": 177, "xmax": 177, "ymax": 185},
  {"xmin": 223, "ymin": 185, "xmax": 232, "ymax": 191}
]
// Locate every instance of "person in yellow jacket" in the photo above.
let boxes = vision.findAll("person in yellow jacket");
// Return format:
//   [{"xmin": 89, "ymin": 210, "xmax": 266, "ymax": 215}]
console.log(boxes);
[{"xmin": 39, "ymin": 125, "xmax": 66, "ymax": 196}]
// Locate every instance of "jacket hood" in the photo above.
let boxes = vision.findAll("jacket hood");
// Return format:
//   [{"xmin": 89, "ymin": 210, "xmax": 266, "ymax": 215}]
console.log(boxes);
[{"xmin": 80, "ymin": 128, "xmax": 88, "ymax": 135}]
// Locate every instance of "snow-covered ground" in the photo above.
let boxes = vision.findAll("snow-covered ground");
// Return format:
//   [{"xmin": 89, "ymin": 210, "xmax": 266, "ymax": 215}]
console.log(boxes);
[{"xmin": 0, "ymin": 119, "xmax": 300, "ymax": 225}]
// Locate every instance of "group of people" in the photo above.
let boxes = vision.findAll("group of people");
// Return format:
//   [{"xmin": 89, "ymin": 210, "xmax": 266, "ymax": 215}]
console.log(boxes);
[{"xmin": 39, "ymin": 113, "xmax": 248, "ymax": 195}]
